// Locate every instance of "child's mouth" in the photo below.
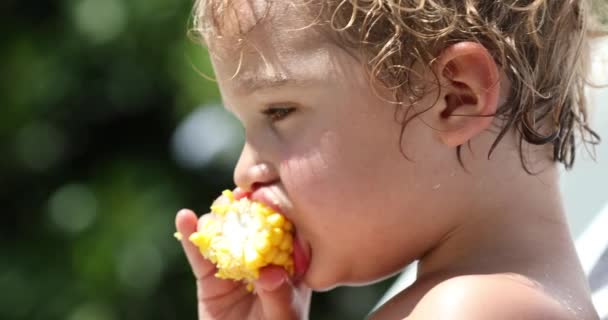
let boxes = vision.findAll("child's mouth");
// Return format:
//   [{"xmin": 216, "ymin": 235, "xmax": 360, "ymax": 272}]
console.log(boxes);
[
  {"xmin": 247, "ymin": 187, "xmax": 310, "ymax": 280},
  {"xmin": 293, "ymin": 231, "xmax": 310, "ymax": 281}
]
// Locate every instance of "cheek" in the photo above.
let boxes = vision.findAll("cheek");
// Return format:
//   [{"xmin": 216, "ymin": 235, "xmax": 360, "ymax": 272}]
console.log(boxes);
[
  {"xmin": 279, "ymin": 131, "xmax": 347, "ymax": 211},
  {"xmin": 278, "ymin": 129, "xmax": 393, "ymax": 224}
]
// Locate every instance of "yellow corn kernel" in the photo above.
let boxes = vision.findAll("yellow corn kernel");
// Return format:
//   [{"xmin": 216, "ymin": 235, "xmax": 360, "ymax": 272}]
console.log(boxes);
[
  {"xmin": 269, "ymin": 228, "xmax": 284, "ymax": 246},
  {"xmin": 209, "ymin": 204, "xmax": 229, "ymax": 216},
  {"xmin": 189, "ymin": 232, "xmax": 210, "ymax": 251},
  {"xmin": 183, "ymin": 189, "xmax": 295, "ymax": 291},
  {"xmin": 265, "ymin": 247, "xmax": 279, "ymax": 264},
  {"xmin": 280, "ymin": 233, "xmax": 293, "ymax": 251},
  {"xmin": 273, "ymin": 251, "xmax": 289, "ymax": 265},
  {"xmin": 267, "ymin": 213, "xmax": 285, "ymax": 228},
  {"xmin": 254, "ymin": 232, "xmax": 271, "ymax": 254},
  {"xmin": 253, "ymin": 203, "xmax": 272, "ymax": 217},
  {"xmin": 222, "ymin": 189, "xmax": 235, "ymax": 202},
  {"xmin": 284, "ymin": 221, "xmax": 293, "ymax": 232},
  {"xmin": 244, "ymin": 246, "xmax": 263, "ymax": 269}
]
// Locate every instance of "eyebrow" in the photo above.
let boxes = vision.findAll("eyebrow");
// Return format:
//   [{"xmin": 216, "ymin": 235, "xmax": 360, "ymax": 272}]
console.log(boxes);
[{"xmin": 236, "ymin": 74, "xmax": 316, "ymax": 94}]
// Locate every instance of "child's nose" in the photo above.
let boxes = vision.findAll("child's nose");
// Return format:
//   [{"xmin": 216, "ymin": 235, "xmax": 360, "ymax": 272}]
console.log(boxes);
[{"xmin": 233, "ymin": 144, "xmax": 279, "ymax": 192}]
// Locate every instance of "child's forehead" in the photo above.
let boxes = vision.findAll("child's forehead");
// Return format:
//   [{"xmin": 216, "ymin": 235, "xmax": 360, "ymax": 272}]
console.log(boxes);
[
  {"xmin": 202, "ymin": 0, "xmax": 325, "ymax": 49},
  {"xmin": 204, "ymin": 1, "xmax": 344, "ymax": 87},
  {"xmin": 210, "ymin": 38, "xmax": 346, "ymax": 97}
]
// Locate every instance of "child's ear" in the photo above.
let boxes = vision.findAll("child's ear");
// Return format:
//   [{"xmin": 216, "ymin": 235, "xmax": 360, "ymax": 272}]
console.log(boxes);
[{"xmin": 430, "ymin": 42, "xmax": 501, "ymax": 147}]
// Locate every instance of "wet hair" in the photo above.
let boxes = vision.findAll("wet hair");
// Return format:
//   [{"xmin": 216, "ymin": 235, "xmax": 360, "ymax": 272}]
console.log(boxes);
[{"xmin": 192, "ymin": 0, "xmax": 605, "ymax": 172}]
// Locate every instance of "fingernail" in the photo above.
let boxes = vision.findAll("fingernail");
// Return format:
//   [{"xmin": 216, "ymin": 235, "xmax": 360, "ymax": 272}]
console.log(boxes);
[{"xmin": 259, "ymin": 274, "xmax": 286, "ymax": 292}]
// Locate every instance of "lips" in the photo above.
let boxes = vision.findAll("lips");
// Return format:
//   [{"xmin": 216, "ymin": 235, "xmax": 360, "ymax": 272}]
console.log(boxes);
[
  {"xmin": 292, "ymin": 233, "xmax": 310, "ymax": 280},
  {"xmin": 245, "ymin": 187, "xmax": 311, "ymax": 280}
]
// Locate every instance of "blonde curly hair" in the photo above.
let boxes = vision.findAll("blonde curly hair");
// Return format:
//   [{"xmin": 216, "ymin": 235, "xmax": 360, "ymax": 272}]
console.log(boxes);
[{"xmin": 192, "ymin": 0, "xmax": 604, "ymax": 172}]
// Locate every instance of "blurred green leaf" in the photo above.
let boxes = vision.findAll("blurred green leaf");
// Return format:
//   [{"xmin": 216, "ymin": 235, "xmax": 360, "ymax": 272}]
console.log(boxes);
[{"xmin": 0, "ymin": 1, "xmax": 393, "ymax": 319}]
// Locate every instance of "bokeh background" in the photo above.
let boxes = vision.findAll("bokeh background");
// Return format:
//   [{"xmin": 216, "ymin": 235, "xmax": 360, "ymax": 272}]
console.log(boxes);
[
  {"xmin": 1, "ymin": 1, "xmax": 607, "ymax": 320},
  {"xmin": 0, "ymin": 1, "xmax": 395, "ymax": 319}
]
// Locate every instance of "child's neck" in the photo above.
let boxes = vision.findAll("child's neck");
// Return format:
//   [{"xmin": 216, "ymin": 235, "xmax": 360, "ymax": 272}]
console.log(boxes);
[
  {"xmin": 413, "ymin": 164, "xmax": 593, "ymax": 316},
  {"xmin": 418, "ymin": 165, "xmax": 570, "ymax": 277}
]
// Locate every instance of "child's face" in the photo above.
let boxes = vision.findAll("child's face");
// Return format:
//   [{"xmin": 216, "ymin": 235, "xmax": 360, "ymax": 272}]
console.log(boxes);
[{"xmin": 206, "ymin": 1, "xmax": 464, "ymax": 290}]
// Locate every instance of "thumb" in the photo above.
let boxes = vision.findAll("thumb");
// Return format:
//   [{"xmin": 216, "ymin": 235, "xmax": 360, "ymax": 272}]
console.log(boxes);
[{"xmin": 255, "ymin": 266, "xmax": 310, "ymax": 320}]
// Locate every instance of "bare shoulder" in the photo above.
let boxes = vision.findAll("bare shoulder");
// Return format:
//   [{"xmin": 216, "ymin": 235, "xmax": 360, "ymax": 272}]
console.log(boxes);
[{"xmin": 407, "ymin": 273, "xmax": 575, "ymax": 320}]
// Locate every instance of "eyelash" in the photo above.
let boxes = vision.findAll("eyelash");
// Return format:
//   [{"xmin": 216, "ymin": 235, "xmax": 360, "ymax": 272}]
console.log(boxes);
[{"xmin": 262, "ymin": 106, "xmax": 296, "ymax": 123}]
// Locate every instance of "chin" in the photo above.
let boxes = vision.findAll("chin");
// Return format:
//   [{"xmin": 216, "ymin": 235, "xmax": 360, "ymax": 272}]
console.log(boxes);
[
  {"xmin": 302, "ymin": 276, "xmax": 337, "ymax": 292},
  {"xmin": 303, "ymin": 266, "xmax": 406, "ymax": 291},
  {"xmin": 301, "ymin": 268, "xmax": 346, "ymax": 292},
  {"xmin": 301, "ymin": 270, "xmax": 383, "ymax": 292}
]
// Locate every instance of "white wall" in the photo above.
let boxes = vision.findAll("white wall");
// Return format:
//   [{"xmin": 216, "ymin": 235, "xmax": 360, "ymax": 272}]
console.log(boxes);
[{"xmin": 561, "ymin": 36, "xmax": 608, "ymax": 237}]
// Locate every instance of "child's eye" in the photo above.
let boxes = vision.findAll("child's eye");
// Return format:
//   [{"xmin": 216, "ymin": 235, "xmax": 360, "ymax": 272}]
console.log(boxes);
[{"xmin": 262, "ymin": 106, "xmax": 296, "ymax": 123}]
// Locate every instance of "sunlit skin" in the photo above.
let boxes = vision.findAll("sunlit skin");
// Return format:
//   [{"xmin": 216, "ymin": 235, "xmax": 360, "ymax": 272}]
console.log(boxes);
[{"xmin": 175, "ymin": 1, "xmax": 598, "ymax": 319}]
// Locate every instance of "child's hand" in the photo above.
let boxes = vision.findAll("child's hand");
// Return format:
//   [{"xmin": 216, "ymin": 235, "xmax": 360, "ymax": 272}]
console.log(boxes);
[{"xmin": 175, "ymin": 209, "xmax": 311, "ymax": 320}]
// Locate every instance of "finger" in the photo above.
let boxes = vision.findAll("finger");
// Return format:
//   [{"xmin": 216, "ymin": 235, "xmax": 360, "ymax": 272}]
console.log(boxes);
[
  {"xmin": 255, "ymin": 266, "xmax": 311, "ymax": 320},
  {"xmin": 176, "ymin": 209, "xmax": 242, "ymax": 300},
  {"xmin": 175, "ymin": 209, "xmax": 215, "ymax": 279}
]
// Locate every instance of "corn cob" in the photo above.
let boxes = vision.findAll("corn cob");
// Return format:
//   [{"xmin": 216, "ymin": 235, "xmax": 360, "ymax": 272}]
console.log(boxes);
[{"xmin": 186, "ymin": 190, "xmax": 294, "ymax": 291}]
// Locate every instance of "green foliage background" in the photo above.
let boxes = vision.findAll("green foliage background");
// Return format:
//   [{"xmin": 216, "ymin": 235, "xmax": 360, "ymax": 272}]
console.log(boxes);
[{"xmin": 0, "ymin": 0, "xmax": 395, "ymax": 319}]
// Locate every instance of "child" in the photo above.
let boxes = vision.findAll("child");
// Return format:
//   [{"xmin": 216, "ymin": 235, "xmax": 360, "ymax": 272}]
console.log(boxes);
[{"xmin": 175, "ymin": 0, "xmax": 602, "ymax": 318}]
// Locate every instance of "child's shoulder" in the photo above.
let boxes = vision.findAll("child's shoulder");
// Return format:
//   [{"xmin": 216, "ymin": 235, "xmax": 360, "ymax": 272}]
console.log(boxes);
[
  {"xmin": 373, "ymin": 273, "xmax": 576, "ymax": 320},
  {"xmin": 409, "ymin": 273, "xmax": 573, "ymax": 320}
]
